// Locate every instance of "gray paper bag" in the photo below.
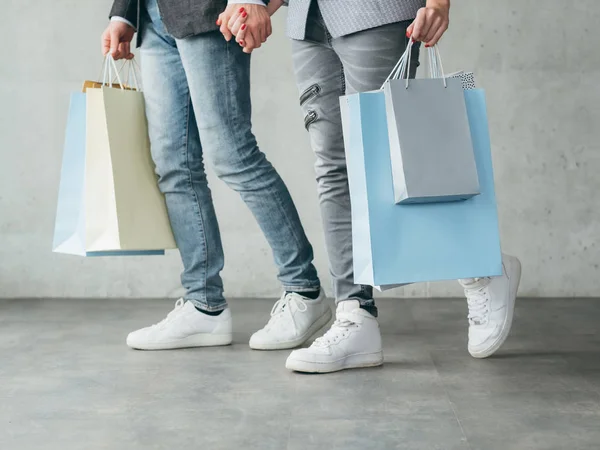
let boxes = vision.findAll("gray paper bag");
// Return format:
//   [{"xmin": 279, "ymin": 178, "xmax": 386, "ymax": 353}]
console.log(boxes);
[{"xmin": 383, "ymin": 53, "xmax": 480, "ymax": 204}]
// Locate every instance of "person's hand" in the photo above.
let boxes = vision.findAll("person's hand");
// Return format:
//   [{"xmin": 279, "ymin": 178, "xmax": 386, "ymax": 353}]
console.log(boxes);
[
  {"xmin": 406, "ymin": 0, "xmax": 450, "ymax": 47},
  {"xmin": 231, "ymin": 13, "xmax": 250, "ymax": 52},
  {"xmin": 224, "ymin": 7, "xmax": 249, "ymax": 47},
  {"xmin": 217, "ymin": 3, "xmax": 272, "ymax": 53},
  {"xmin": 101, "ymin": 21, "xmax": 136, "ymax": 60}
]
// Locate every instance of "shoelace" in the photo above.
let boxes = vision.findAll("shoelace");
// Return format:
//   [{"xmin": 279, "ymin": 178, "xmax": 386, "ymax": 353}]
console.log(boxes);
[
  {"xmin": 465, "ymin": 283, "xmax": 491, "ymax": 326},
  {"xmin": 151, "ymin": 298, "xmax": 185, "ymax": 329},
  {"xmin": 312, "ymin": 312, "xmax": 356, "ymax": 348},
  {"xmin": 265, "ymin": 294, "xmax": 308, "ymax": 331}
]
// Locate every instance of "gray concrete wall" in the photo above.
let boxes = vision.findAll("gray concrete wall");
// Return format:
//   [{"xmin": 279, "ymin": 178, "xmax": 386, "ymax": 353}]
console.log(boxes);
[{"xmin": 1, "ymin": 1, "xmax": 599, "ymax": 299}]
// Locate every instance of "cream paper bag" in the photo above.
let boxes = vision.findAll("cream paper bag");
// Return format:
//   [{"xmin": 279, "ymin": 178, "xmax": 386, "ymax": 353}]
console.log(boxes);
[{"xmin": 84, "ymin": 58, "xmax": 176, "ymax": 252}]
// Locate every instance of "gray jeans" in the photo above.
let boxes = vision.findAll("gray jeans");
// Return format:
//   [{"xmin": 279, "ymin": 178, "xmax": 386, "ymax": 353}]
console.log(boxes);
[{"xmin": 292, "ymin": 4, "xmax": 419, "ymax": 313}]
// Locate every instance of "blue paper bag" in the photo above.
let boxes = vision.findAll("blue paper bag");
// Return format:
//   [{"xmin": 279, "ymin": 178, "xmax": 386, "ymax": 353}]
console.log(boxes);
[
  {"xmin": 342, "ymin": 89, "xmax": 502, "ymax": 286},
  {"xmin": 53, "ymin": 92, "xmax": 163, "ymax": 257}
]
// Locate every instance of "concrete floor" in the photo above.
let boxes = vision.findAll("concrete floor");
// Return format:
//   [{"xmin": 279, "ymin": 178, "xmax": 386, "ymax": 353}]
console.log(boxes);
[{"xmin": 1, "ymin": 298, "xmax": 600, "ymax": 450}]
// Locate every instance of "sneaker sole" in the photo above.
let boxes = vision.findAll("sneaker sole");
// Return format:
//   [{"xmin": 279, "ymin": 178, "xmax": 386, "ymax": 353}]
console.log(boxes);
[
  {"xmin": 469, "ymin": 258, "xmax": 522, "ymax": 359},
  {"xmin": 249, "ymin": 308, "xmax": 333, "ymax": 351},
  {"xmin": 285, "ymin": 351, "xmax": 384, "ymax": 374},
  {"xmin": 127, "ymin": 333, "xmax": 233, "ymax": 351}
]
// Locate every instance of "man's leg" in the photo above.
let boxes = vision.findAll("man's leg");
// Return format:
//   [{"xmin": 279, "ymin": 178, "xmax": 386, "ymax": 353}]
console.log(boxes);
[
  {"xmin": 176, "ymin": 34, "xmax": 319, "ymax": 295},
  {"xmin": 140, "ymin": 1, "xmax": 226, "ymax": 312},
  {"xmin": 126, "ymin": 0, "xmax": 232, "ymax": 350},
  {"xmin": 175, "ymin": 32, "xmax": 332, "ymax": 350}
]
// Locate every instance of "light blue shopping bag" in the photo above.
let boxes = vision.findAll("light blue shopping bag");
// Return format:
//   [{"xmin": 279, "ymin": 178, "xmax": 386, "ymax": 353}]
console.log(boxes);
[
  {"xmin": 342, "ymin": 88, "xmax": 502, "ymax": 286},
  {"xmin": 52, "ymin": 92, "xmax": 163, "ymax": 257}
]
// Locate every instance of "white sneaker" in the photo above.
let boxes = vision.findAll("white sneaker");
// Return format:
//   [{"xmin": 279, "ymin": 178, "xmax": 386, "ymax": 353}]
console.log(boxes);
[
  {"xmin": 126, "ymin": 299, "xmax": 233, "ymax": 350},
  {"xmin": 249, "ymin": 291, "xmax": 332, "ymax": 350},
  {"xmin": 285, "ymin": 300, "xmax": 383, "ymax": 373},
  {"xmin": 460, "ymin": 254, "xmax": 522, "ymax": 359}
]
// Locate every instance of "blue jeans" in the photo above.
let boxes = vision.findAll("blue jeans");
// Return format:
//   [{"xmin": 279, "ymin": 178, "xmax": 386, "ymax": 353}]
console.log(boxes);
[{"xmin": 140, "ymin": 0, "xmax": 320, "ymax": 311}]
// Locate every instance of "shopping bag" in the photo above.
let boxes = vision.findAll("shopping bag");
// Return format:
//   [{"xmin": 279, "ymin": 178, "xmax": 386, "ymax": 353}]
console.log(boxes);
[
  {"xmin": 53, "ymin": 57, "xmax": 176, "ymax": 256},
  {"xmin": 382, "ymin": 43, "xmax": 480, "ymax": 204},
  {"xmin": 341, "ymin": 87, "xmax": 502, "ymax": 286}
]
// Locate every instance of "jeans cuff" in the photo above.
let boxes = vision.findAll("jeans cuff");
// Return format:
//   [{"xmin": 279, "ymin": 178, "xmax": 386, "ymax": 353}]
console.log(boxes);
[
  {"xmin": 336, "ymin": 297, "xmax": 378, "ymax": 318},
  {"xmin": 282, "ymin": 285, "xmax": 321, "ymax": 293},
  {"xmin": 185, "ymin": 298, "xmax": 228, "ymax": 312}
]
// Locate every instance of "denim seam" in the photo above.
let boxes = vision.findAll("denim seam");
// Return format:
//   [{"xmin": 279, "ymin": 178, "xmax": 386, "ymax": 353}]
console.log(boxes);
[
  {"xmin": 186, "ymin": 298, "xmax": 227, "ymax": 312},
  {"xmin": 224, "ymin": 41, "xmax": 236, "ymax": 130},
  {"xmin": 325, "ymin": 27, "xmax": 333, "ymax": 49},
  {"xmin": 182, "ymin": 93, "xmax": 209, "ymax": 307},
  {"xmin": 339, "ymin": 60, "xmax": 346, "ymax": 96}
]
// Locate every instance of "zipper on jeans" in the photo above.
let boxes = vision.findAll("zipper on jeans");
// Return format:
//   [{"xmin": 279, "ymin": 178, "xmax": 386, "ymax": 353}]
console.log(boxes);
[
  {"xmin": 299, "ymin": 84, "xmax": 321, "ymax": 106},
  {"xmin": 304, "ymin": 111, "xmax": 318, "ymax": 130}
]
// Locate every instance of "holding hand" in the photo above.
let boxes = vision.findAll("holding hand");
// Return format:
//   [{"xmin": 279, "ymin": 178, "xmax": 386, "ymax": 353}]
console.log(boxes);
[
  {"xmin": 407, "ymin": 0, "xmax": 450, "ymax": 47},
  {"xmin": 217, "ymin": 4, "xmax": 271, "ymax": 53},
  {"xmin": 218, "ymin": 0, "xmax": 283, "ymax": 53}
]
